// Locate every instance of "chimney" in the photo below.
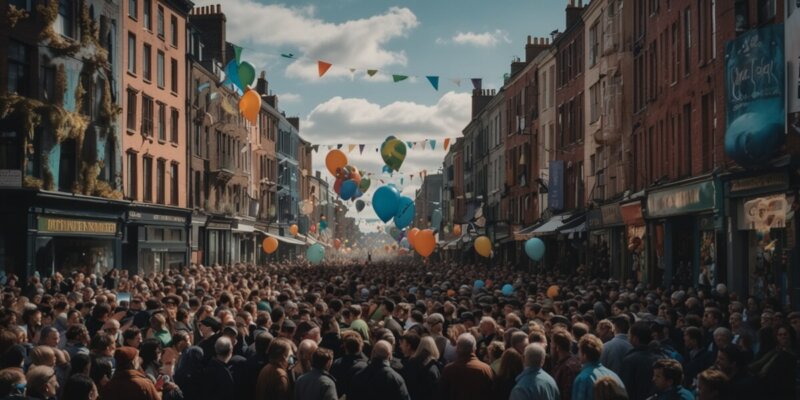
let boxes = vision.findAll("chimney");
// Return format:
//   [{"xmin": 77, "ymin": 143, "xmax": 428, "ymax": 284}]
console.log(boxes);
[
  {"xmin": 510, "ymin": 57, "xmax": 526, "ymax": 77},
  {"xmin": 526, "ymin": 36, "xmax": 550, "ymax": 63},
  {"xmin": 471, "ymin": 89, "xmax": 495, "ymax": 119},
  {"xmin": 188, "ymin": 4, "xmax": 227, "ymax": 64},
  {"xmin": 566, "ymin": 0, "xmax": 583, "ymax": 29},
  {"xmin": 265, "ymin": 95, "xmax": 277, "ymax": 109},
  {"xmin": 256, "ymin": 71, "xmax": 268, "ymax": 96},
  {"xmin": 287, "ymin": 117, "xmax": 300, "ymax": 131}
]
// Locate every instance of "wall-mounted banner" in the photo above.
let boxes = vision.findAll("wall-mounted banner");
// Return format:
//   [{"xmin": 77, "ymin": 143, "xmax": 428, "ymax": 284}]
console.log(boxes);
[
  {"xmin": 724, "ymin": 24, "xmax": 786, "ymax": 166},
  {"xmin": 547, "ymin": 160, "xmax": 564, "ymax": 211},
  {"xmin": 787, "ymin": 1, "xmax": 800, "ymax": 134}
]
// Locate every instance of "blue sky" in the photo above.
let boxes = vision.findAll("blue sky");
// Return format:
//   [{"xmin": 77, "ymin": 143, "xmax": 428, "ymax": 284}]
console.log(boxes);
[{"xmin": 193, "ymin": 0, "xmax": 567, "ymax": 229}]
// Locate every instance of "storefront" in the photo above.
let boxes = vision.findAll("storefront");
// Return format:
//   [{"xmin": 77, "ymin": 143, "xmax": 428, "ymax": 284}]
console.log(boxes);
[
  {"xmin": 204, "ymin": 217, "xmax": 233, "ymax": 266},
  {"xmin": 232, "ymin": 218, "xmax": 257, "ymax": 264},
  {"xmin": 645, "ymin": 178, "xmax": 722, "ymax": 289},
  {"xmin": 190, "ymin": 213, "xmax": 208, "ymax": 265},
  {"xmin": 725, "ymin": 171, "xmax": 797, "ymax": 303},
  {"xmin": 621, "ymin": 199, "xmax": 647, "ymax": 284},
  {"xmin": 587, "ymin": 203, "xmax": 627, "ymax": 280},
  {"xmin": 124, "ymin": 206, "xmax": 190, "ymax": 275}
]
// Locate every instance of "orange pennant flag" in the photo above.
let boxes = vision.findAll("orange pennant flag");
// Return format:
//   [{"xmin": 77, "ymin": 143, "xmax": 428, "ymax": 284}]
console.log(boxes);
[
  {"xmin": 444, "ymin": 138, "xmax": 451, "ymax": 150},
  {"xmin": 318, "ymin": 61, "xmax": 332, "ymax": 77}
]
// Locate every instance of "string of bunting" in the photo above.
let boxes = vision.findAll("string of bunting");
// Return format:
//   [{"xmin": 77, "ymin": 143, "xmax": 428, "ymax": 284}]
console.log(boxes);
[{"xmin": 310, "ymin": 138, "xmax": 455, "ymax": 154}]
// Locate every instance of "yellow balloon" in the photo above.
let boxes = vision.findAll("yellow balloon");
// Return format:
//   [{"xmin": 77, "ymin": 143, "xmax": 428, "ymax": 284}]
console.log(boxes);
[{"xmin": 474, "ymin": 236, "xmax": 492, "ymax": 257}]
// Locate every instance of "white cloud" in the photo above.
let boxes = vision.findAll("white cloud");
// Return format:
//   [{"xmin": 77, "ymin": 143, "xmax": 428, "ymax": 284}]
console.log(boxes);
[
  {"xmin": 277, "ymin": 93, "xmax": 302, "ymax": 103},
  {"xmin": 194, "ymin": 0, "xmax": 418, "ymax": 81},
  {"xmin": 445, "ymin": 29, "xmax": 511, "ymax": 47}
]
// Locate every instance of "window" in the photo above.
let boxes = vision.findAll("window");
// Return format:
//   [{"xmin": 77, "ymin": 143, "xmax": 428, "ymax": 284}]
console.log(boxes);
[
  {"xmin": 683, "ymin": 103, "xmax": 692, "ymax": 176},
  {"xmin": 758, "ymin": 0, "xmax": 776, "ymax": 24},
  {"xmin": 684, "ymin": 8, "xmax": 691, "ymax": 75},
  {"xmin": 7, "ymin": 41, "xmax": 29, "ymax": 96},
  {"xmin": 9, "ymin": 0, "xmax": 31, "ymax": 11},
  {"xmin": 170, "ymin": 108, "xmax": 179, "ymax": 143},
  {"xmin": 143, "ymin": 0, "xmax": 151, "ymax": 30},
  {"xmin": 170, "ymin": 16, "xmax": 178, "ymax": 47},
  {"xmin": 127, "ymin": 33, "xmax": 136, "ymax": 74},
  {"xmin": 193, "ymin": 125, "xmax": 201, "ymax": 156},
  {"xmin": 157, "ymin": 51, "xmax": 165, "ymax": 88},
  {"xmin": 170, "ymin": 163, "xmax": 179, "ymax": 206},
  {"xmin": 157, "ymin": 102, "xmax": 166, "ymax": 141},
  {"xmin": 142, "ymin": 95, "xmax": 154, "ymax": 136},
  {"xmin": 128, "ymin": 0, "xmax": 137, "ymax": 19},
  {"xmin": 671, "ymin": 22, "xmax": 678, "ymax": 84},
  {"xmin": 590, "ymin": 82, "xmax": 601, "ymax": 123},
  {"xmin": 142, "ymin": 43, "xmax": 151, "ymax": 81},
  {"xmin": 126, "ymin": 151, "xmax": 138, "ymax": 200},
  {"xmin": 156, "ymin": 159, "xmax": 165, "ymax": 204},
  {"xmin": 170, "ymin": 58, "xmax": 178, "ymax": 93},
  {"xmin": 55, "ymin": 0, "xmax": 75, "ymax": 38},
  {"xmin": 589, "ymin": 22, "xmax": 599, "ymax": 67},
  {"xmin": 126, "ymin": 89, "xmax": 137, "ymax": 131},
  {"xmin": 157, "ymin": 6, "xmax": 164, "ymax": 38},
  {"xmin": 143, "ymin": 156, "xmax": 153, "ymax": 202},
  {"xmin": 734, "ymin": 0, "xmax": 748, "ymax": 34}
]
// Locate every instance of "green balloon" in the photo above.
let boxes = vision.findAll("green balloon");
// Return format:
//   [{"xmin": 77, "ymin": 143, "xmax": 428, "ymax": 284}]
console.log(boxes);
[
  {"xmin": 307, "ymin": 243, "xmax": 325, "ymax": 264},
  {"xmin": 358, "ymin": 178, "xmax": 371, "ymax": 192},
  {"xmin": 381, "ymin": 138, "xmax": 407, "ymax": 172},
  {"xmin": 237, "ymin": 61, "xmax": 256, "ymax": 88}
]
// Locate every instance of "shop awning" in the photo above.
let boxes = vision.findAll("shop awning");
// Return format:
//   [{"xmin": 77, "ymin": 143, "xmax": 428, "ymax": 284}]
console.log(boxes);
[
  {"xmin": 265, "ymin": 232, "xmax": 307, "ymax": 246},
  {"xmin": 232, "ymin": 224, "xmax": 255, "ymax": 234},
  {"xmin": 513, "ymin": 222, "xmax": 543, "ymax": 241},
  {"xmin": 532, "ymin": 213, "xmax": 573, "ymax": 236}
]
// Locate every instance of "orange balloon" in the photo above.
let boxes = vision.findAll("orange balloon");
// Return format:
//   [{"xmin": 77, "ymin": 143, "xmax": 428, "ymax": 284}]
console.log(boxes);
[
  {"xmin": 349, "ymin": 168, "xmax": 362, "ymax": 185},
  {"xmin": 334, "ymin": 239, "xmax": 342, "ymax": 249},
  {"xmin": 415, "ymin": 229, "xmax": 436, "ymax": 258},
  {"xmin": 262, "ymin": 237, "xmax": 278, "ymax": 254},
  {"xmin": 289, "ymin": 224, "xmax": 299, "ymax": 236},
  {"xmin": 453, "ymin": 225, "xmax": 462, "ymax": 236},
  {"xmin": 407, "ymin": 228, "xmax": 420, "ymax": 248},
  {"xmin": 239, "ymin": 89, "xmax": 261, "ymax": 124},
  {"xmin": 547, "ymin": 285, "xmax": 560, "ymax": 299},
  {"xmin": 325, "ymin": 150, "xmax": 348, "ymax": 176}
]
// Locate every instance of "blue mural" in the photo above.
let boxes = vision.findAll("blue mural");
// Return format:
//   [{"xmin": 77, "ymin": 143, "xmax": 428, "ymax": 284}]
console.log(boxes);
[{"xmin": 724, "ymin": 24, "xmax": 786, "ymax": 166}]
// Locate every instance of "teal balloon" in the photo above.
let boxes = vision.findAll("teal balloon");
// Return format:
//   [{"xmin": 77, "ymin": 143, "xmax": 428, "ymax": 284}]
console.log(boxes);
[
  {"xmin": 306, "ymin": 243, "xmax": 325, "ymax": 264},
  {"xmin": 389, "ymin": 226, "xmax": 401, "ymax": 240},
  {"xmin": 394, "ymin": 196, "xmax": 415, "ymax": 230},
  {"xmin": 501, "ymin": 284, "xmax": 514, "ymax": 296},
  {"xmin": 224, "ymin": 60, "xmax": 243, "ymax": 90},
  {"xmin": 474, "ymin": 280, "xmax": 485, "ymax": 289},
  {"xmin": 237, "ymin": 61, "xmax": 256, "ymax": 88},
  {"xmin": 373, "ymin": 185, "xmax": 400, "ymax": 223},
  {"xmin": 358, "ymin": 178, "xmax": 371, "ymax": 192},
  {"xmin": 319, "ymin": 220, "xmax": 328, "ymax": 231},
  {"xmin": 431, "ymin": 209, "xmax": 442, "ymax": 231},
  {"xmin": 525, "ymin": 238, "xmax": 546, "ymax": 261},
  {"xmin": 340, "ymin": 179, "xmax": 357, "ymax": 200}
]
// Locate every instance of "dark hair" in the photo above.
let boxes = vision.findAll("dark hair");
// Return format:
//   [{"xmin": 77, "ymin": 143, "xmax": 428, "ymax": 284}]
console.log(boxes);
[
  {"xmin": 684, "ymin": 326, "xmax": 704, "ymax": 346},
  {"xmin": 382, "ymin": 299, "xmax": 396, "ymax": 313},
  {"xmin": 122, "ymin": 327, "xmax": 141, "ymax": 345},
  {"xmin": 610, "ymin": 315, "xmax": 630, "ymax": 335},
  {"xmin": 653, "ymin": 358, "xmax": 683, "ymax": 385},
  {"xmin": 0, "ymin": 368, "xmax": 25, "ymax": 397},
  {"xmin": 91, "ymin": 303, "xmax": 112, "ymax": 320},
  {"xmin": 697, "ymin": 369, "xmax": 728, "ymax": 394},
  {"xmin": 551, "ymin": 329, "xmax": 574, "ymax": 353},
  {"xmin": 255, "ymin": 331, "xmax": 274, "ymax": 355},
  {"xmin": 268, "ymin": 338, "xmax": 293, "ymax": 364},
  {"xmin": 270, "ymin": 307, "xmax": 285, "ymax": 323},
  {"xmin": 90, "ymin": 333, "xmax": 114, "ymax": 353},
  {"xmin": 89, "ymin": 359, "xmax": 113, "ymax": 387},
  {"xmin": 311, "ymin": 348, "xmax": 333, "ymax": 370},
  {"xmin": 70, "ymin": 354, "xmax": 92, "ymax": 377},
  {"xmin": 66, "ymin": 325, "xmax": 89, "ymax": 342},
  {"xmin": 256, "ymin": 311, "xmax": 271, "ymax": 327},
  {"xmin": 629, "ymin": 321, "xmax": 652, "ymax": 344},
  {"xmin": 320, "ymin": 315, "xmax": 337, "ymax": 334},
  {"xmin": 170, "ymin": 331, "xmax": 190, "ymax": 348},
  {"xmin": 139, "ymin": 339, "xmax": 162, "ymax": 370},
  {"xmin": 341, "ymin": 331, "xmax": 363, "ymax": 355},
  {"xmin": 63, "ymin": 373, "xmax": 96, "ymax": 400}
]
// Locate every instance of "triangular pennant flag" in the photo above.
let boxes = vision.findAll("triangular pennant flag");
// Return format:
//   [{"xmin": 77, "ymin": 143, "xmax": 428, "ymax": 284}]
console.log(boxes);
[
  {"xmin": 471, "ymin": 78, "xmax": 483, "ymax": 90},
  {"xmin": 451, "ymin": 79, "xmax": 462, "ymax": 87},
  {"xmin": 349, "ymin": 68, "xmax": 356, "ymax": 73},
  {"xmin": 406, "ymin": 141, "xmax": 413, "ymax": 148},
  {"xmin": 233, "ymin": 45, "xmax": 244, "ymax": 64},
  {"xmin": 312, "ymin": 145, "xmax": 320, "ymax": 153},
  {"xmin": 348, "ymin": 144, "xmax": 356, "ymax": 153},
  {"xmin": 444, "ymin": 138, "xmax": 451, "ymax": 150},
  {"xmin": 430, "ymin": 140, "xmax": 436, "ymax": 150},
  {"xmin": 280, "ymin": 53, "xmax": 295, "ymax": 59},
  {"xmin": 422, "ymin": 140, "xmax": 428, "ymax": 150},
  {"xmin": 318, "ymin": 61, "xmax": 333, "ymax": 77},
  {"xmin": 327, "ymin": 145, "xmax": 333, "ymax": 150},
  {"xmin": 426, "ymin": 76, "xmax": 439, "ymax": 91},
  {"xmin": 337, "ymin": 144, "xmax": 343, "ymax": 149},
  {"xmin": 367, "ymin": 69, "xmax": 378, "ymax": 77},
  {"xmin": 359, "ymin": 144, "xmax": 365, "ymax": 154},
  {"xmin": 392, "ymin": 75, "xmax": 409, "ymax": 83}
]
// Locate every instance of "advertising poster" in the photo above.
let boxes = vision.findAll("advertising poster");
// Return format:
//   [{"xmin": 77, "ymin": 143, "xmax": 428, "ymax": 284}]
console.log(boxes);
[{"xmin": 788, "ymin": 1, "xmax": 800, "ymax": 134}]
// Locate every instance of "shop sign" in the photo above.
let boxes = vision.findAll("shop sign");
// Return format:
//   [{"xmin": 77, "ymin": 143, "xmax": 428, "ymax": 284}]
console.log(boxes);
[
  {"xmin": 128, "ymin": 211, "xmax": 185, "ymax": 224},
  {"xmin": 206, "ymin": 222, "xmax": 231, "ymax": 230},
  {"xmin": 647, "ymin": 181, "xmax": 716, "ymax": 218},
  {"xmin": 38, "ymin": 217, "xmax": 117, "ymax": 235},
  {"xmin": 0, "ymin": 170, "xmax": 21, "ymax": 188},
  {"xmin": 621, "ymin": 202, "xmax": 644, "ymax": 226},
  {"xmin": 548, "ymin": 160, "xmax": 564, "ymax": 211},
  {"xmin": 729, "ymin": 173, "xmax": 788, "ymax": 196},
  {"xmin": 738, "ymin": 194, "xmax": 788, "ymax": 231},
  {"xmin": 586, "ymin": 210, "xmax": 603, "ymax": 230},
  {"xmin": 600, "ymin": 204, "xmax": 623, "ymax": 226}
]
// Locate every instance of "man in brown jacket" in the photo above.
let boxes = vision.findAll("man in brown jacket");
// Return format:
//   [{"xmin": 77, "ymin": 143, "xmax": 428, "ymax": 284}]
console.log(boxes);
[
  {"xmin": 100, "ymin": 346, "xmax": 160, "ymax": 400},
  {"xmin": 439, "ymin": 333, "xmax": 494, "ymax": 400}
]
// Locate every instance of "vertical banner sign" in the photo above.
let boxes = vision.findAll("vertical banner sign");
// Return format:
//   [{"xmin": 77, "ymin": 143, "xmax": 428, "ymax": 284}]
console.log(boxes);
[
  {"xmin": 724, "ymin": 25, "xmax": 786, "ymax": 166},
  {"xmin": 548, "ymin": 160, "xmax": 564, "ymax": 211},
  {"xmin": 788, "ymin": 2, "xmax": 800, "ymax": 134}
]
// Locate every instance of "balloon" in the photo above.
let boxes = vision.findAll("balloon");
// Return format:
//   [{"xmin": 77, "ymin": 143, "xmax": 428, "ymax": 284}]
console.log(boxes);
[
  {"xmin": 373, "ymin": 185, "xmax": 400, "ymax": 223},
  {"xmin": 325, "ymin": 150, "xmax": 348, "ymax": 176},
  {"xmin": 352, "ymin": 190, "xmax": 363, "ymax": 199},
  {"xmin": 262, "ymin": 237, "xmax": 278, "ymax": 254},
  {"xmin": 319, "ymin": 220, "xmax": 328, "ymax": 231},
  {"xmin": 380, "ymin": 138, "xmax": 407, "ymax": 171},
  {"xmin": 309, "ymin": 224, "xmax": 317, "ymax": 233},
  {"xmin": 474, "ymin": 236, "xmax": 492, "ymax": 257},
  {"xmin": 431, "ymin": 209, "xmax": 442, "ymax": 231},
  {"xmin": 453, "ymin": 225, "xmax": 462, "ymax": 236},
  {"xmin": 474, "ymin": 280, "xmax": 485, "ymax": 289},
  {"xmin": 340, "ymin": 180, "xmax": 357, "ymax": 200},
  {"xmin": 400, "ymin": 237, "xmax": 410, "ymax": 249},
  {"xmin": 301, "ymin": 201, "xmax": 314, "ymax": 216},
  {"xmin": 238, "ymin": 89, "xmax": 260, "ymax": 124},
  {"xmin": 237, "ymin": 61, "xmax": 256, "ymax": 88},
  {"xmin": 501, "ymin": 284, "xmax": 514, "ymax": 296},
  {"xmin": 333, "ymin": 177, "xmax": 344, "ymax": 195},
  {"xmin": 358, "ymin": 178, "xmax": 371, "ymax": 192},
  {"xmin": 334, "ymin": 239, "xmax": 341, "ymax": 249},
  {"xmin": 382, "ymin": 165, "xmax": 392, "ymax": 174},
  {"xmin": 348, "ymin": 167, "xmax": 362, "ymax": 185},
  {"xmin": 725, "ymin": 112, "xmax": 785, "ymax": 166},
  {"xmin": 524, "ymin": 238, "xmax": 546, "ymax": 261},
  {"xmin": 414, "ymin": 229, "xmax": 436, "ymax": 258},
  {"xmin": 546, "ymin": 285, "xmax": 560, "ymax": 299},
  {"xmin": 394, "ymin": 196, "xmax": 415, "ymax": 229},
  {"xmin": 306, "ymin": 243, "xmax": 325, "ymax": 264},
  {"xmin": 224, "ymin": 59, "xmax": 243, "ymax": 90},
  {"xmin": 289, "ymin": 224, "xmax": 299, "ymax": 236},
  {"xmin": 407, "ymin": 228, "xmax": 420, "ymax": 248},
  {"xmin": 355, "ymin": 200, "xmax": 365, "ymax": 212}
]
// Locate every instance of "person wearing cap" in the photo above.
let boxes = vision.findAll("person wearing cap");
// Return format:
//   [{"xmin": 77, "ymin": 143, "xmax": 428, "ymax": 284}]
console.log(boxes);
[
  {"xmin": 198, "ymin": 317, "xmax": 223, "ymax": 362},
  {"xmin": 100, "ymin": 347, "xmax": 160, "ymax": 400}
]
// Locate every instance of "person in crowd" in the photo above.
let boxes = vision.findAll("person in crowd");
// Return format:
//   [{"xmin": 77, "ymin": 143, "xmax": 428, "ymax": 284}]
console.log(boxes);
[
  {"xmin": 348, "ymin": 340, "xmax": 410, "ymax": 400},
  {"xmin": 681, "ymin": 326, "xmax": 712, "ymax": 389},
  {"xmin": 293, "ymin": 339, "xmax": 318, "ymax": 378},
  {"xmin": 510, "ymin": 343, "xmax": 559, "ymax": 400},
  {"xmin": 600, "ymin": 315, "xmax": 631, "ymax": 375},
  {"xmin": 330, "ymin": 330, "xmax": 368, "ymax": 398},
  {"xmin": 202, "ymin": 336, "xmax": 235, "ymax": 400},
  {"xmin": 648, "ymin": 359, "xmax": 693, "ymax": 400},
  {"xmin": 0, "ymin": 367, "xmax": 27, "ymax": 399},
  {"xmin": 24, "ymin": 365, "xmax": 59, "ymax": 400},
  {"xmin": 620, "ymin": 321, "xmax": 666, "ymax": 400},
  {"xmin": 695, "ymin": 369, "xmax": 727, "ymax": 400},
  {"xmin": 294, "ymin": 347, "xmax": 337, "ymax": 400},
  {"xmin": 256, "ymin": 337, "xmax": 295, "ymax": 400},
  {"xmin": 492, "ymin": 349, "xmax": 523, "ymax": 400},
  {"xmin": 592, "ymin": 376, "xmax": 628, "ymax": 400},
  {"xmin": 173, "ymin": 346, "xmax": 204, "ymax": 400},
  {"xmin": 551, "ymin": 328, "xmax": 582, "ymax": 400},
  {"xmin": 572, "ymin": 334, "xmax": 624, "ymax": 400},
  {"xmin": 713, "ymin": 345, "xmax": 755, "ymax": 400},
  {"xmin": 748, "ymin": 323, "xmax": 797, "ymax": 400},
  {"xmin": 400, "ymin": 336, "xmax": 441, "ymax": 400},
  {"xmin": 439, "ymin": 333, "xmax": 493, "ymax": 400},
  {"xmin": 61, "ymin": 374, "xmax": 98, "ymax": 400},
  {"xmin": 100, "ymin": 347, "xmax": 160, "ymax": 400}
]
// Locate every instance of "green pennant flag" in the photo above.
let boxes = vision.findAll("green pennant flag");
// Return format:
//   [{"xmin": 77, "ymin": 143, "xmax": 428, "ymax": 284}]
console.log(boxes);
[
  {"xmin": 426, "ymin": 76, "xmax": 439, "ymax": 91},
  {"xmin": 367, "ymin": 70, "xmax": 378, "ymax": 77},
  {"xmin": 280, "ymin": 53, "xmax": 295, "ymax": 59},
  {"xmin": 392, "ymin": 75, "xmax": 408, "ymax": 83},
  {"xmin": 233, "ymin": 45, "xmax": 244, "ymax": 64}
]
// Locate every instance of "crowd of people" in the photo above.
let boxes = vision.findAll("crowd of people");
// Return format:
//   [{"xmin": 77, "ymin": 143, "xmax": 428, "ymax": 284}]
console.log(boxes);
[{"xmin": 0, "ymin": 259, "xmax": 797, "ymax": 400}]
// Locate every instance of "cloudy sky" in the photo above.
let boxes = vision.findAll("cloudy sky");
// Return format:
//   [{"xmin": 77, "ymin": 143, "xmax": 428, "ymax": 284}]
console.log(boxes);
[{"xmin": 193, "ymin": 0, "xmax": 565, "ymax": 230}]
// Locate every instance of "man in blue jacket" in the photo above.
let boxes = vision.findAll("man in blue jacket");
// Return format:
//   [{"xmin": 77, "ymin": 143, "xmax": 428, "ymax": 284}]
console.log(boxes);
[
  {"xmin": 572, "ymin": 334, "xmax": 625, "ymax": 400},
  {"xmin": 510, "ymin": 343, "xmax": 560, "ymax": 400}
]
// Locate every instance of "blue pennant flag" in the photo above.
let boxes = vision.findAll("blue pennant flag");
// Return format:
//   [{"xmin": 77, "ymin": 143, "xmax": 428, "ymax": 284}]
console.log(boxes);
[{"xmin": 426, "ymin": 76, "xmax": 439, "ymax": 91}]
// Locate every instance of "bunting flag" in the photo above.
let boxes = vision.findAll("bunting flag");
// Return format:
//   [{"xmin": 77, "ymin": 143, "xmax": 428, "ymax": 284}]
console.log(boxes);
[
  {"xmin": 359, "ymin": 144, "xmax": 365, "ymax": 154},
  {"xmin": 471, "ymin": 78, "xmax": 482, "ymax": 90},
  {"xmin": 280, "ymin": 53, "xmax": 295, "ymax": 59},
  {"xmin": 406, "ymin": 141, "xmax": 413, "ymax": 148},
  {"xmin": 392, "ymin": 75, "xmax": 409, "ymax": 83},
  {"xmin": 430, "ymin": 140, "xmax": 436, "ymax": 150},
  {"xmin": 233, "ymin": 45, "xmax": 244, "ymax": 64},
  {"xmin": 421, "ymin": 140, "xmax": 427, "ymax": 150},
  {"xmin": 348, "ymin": 144, "xmax": 356, "ymax": 153},
  {"xmin": 327, "ymin": 145, "xmax": 333, "ymax": 150},
  {"xmin": 312, "ymin": 145, "xmax": 320, "ymax": 153},
  {"xmin": 426, "ymin": 76, "xmax": 439, "ymax": 91},
  {"xmin": 318, "ymin": 61, "xmax": 333, "ymax": 77},
  {"xmin": 367, "ymin": 69, "xmax": 378, "ymax": 77},
  {"xmin": 336, "ymin": 144, "xmax": 343, "ymax": 149},
  {"xmin": 444, "ymin": 138, "xmax": 451, "ymax": 150},
  {"xmin": 451, "ymin": 79, "xmax": 462, "ymax": 87},
  {"xmin": 197, "ymin": 82, "xmax": 211, "ymax": 92}
]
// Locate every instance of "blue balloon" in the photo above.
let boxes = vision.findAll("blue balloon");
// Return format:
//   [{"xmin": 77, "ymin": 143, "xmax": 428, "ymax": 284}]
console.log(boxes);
[
  {"xmin": 501, "ymin": 284, "xmax": 514, "ymax": 296},
  {"xmin": 224, "ymin": 60, "xmax": 243, "ymax": 91},
  {"xmin": 340, "ymin": 180, "xmax": 357, "ymax": 200},
  {"xmin": 382, "ymin": 165, "xmax": 392, "ymax": 174},
  {"xmin": 394, "ymin": 196, "xmax": 415, "ymax": 229},
  {"xmin": 306, "ymin": 243, "xmax": 325, "ymax": 264},
  {"xmin": 474, "ymin": 280, "xmax": 485, "ymax": 289},
  {"xmin": 525, "ymin": 238, "xmax": 546, "ymax": 261},
  {"xmin": 352, "ymin": 190, "xmax": 364, "ymax": 199},
  {"xmin": 431, "ymin": 209, "xmax": 442, "ymax": 231},
  {"xmin": 400, "ymin": 237, "xmax": 410, "ymax": 249},
  {"xmin": 373, "ymin": 185, "xmax": 400, "ymax": 223}
]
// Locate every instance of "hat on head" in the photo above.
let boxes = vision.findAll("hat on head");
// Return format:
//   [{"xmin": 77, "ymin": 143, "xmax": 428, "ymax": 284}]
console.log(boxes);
[
  {"xmin": 281, "ymin": 320, "xmax": 297, "ymax": 331},
  {"xmin": 114, "ymin": 346, "xmax": 139, "ymax": 368},
  {"xmin": 200, "ymin": 316, "xmax": 221, "ymax": 332},
  {"xmin": 222, "ymin": 325, "xmax": 238, "ymax": 337},
  {"xmin": 257, "ymin": 301, "xmax": 271, "ymax": 312},
  {"xmin": 427, "ymin": 313, "xmax": 444, "ymax": 325},
  {"xmin": 163, "ymin": 295, "xmax": 181, "ymax": 306}
]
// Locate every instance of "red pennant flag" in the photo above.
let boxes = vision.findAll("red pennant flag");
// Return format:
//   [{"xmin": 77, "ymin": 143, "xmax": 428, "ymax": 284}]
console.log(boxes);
[
  {"xmin": 318, "ymin": 61, "xmax": 332, "ymax": 77},
  {"xmin": 444, "ymin": 138, "xmax": 451, "ymax": 150}
]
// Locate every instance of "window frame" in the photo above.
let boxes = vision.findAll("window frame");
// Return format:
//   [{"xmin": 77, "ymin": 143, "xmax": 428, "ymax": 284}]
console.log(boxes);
[
  {"xmin": 126, "ymin": 88, "xmax": 138, "ymax": 132},
  {"xmin": 128, "ymin": 0, "xmax": 137, "ymax": 20},
  {"xmin": 142, "ymin": 43, "xmax": 152, "ymax": 81},
  {"xmin": 157, "ymin": 5, "xmax": 165, "ymax": 38},
  {"xmin": 157, "ymin": 102, "xmax": 166, "ymax": 141},
  {"xmin": 157, "ymin": 50, "xmax": 165, "ymax": 88},
  {"xmin": 127, "ymin": 33, "xmax": 137, "ymax": 75},
  {"xmin": 143, "ymin": 0, "xmax": 152, "ymax": 30},
  {"xmin": 143, "ymin": 155, "xmax": 153, "ymax": 202},
  {"xmin": 170, "ymin": 107, "xmax": 179, "ymax": 144},
  {"xmin": 126, "ymin": 150, "xmax": 138, "ymax": 200},
  {"xmin": 156, "ymin": 158, "xmax": 166, "ymax": 204},
  {"xmin": 170, "ymin": 162, "xmax": 179, "ymax": 206}
]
